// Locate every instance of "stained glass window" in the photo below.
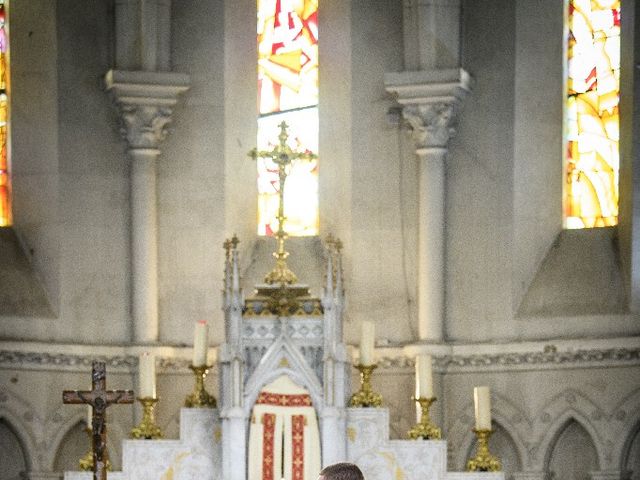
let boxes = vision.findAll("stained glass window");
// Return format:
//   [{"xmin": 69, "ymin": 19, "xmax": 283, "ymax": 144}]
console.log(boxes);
[
  {"xmin": 0, "ymin": 0, "xmax": 9, "ymax": 226},
  {"xmin": 257, "ymin": 0, "xmax": 319, "ymax": 236},
  {"xmin": 565, "ymin": 0, "xmax": 620, "ymax": 229}
]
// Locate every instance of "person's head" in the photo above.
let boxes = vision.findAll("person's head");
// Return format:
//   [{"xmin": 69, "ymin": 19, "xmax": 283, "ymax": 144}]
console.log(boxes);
[{"xmin": 318, "ymin": 462, "xmax": 364, "ymax": 480}]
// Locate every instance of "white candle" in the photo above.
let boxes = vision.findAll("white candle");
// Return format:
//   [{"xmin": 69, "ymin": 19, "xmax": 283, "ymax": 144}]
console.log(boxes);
[
  {"xmin": 415, "ymin": 354, "xmax": 433, "ymax": 398},
  {"xmin": 86, "ymin": 405, "xmax": 92, "ymax": 429},
  {"xmin": 139, "ymin": 352, "xmax": 156, "ymax": 398},
  {"xmin": 193, "ymin": 320, "xmax": 209, "ymax": 366},
  {"xmin": 474, "ymin": 386, "xmax": 492, "ymax": 430},
  {"xmin": 360, "ymin": 321, "xmax": 375, "ymax": 366}
]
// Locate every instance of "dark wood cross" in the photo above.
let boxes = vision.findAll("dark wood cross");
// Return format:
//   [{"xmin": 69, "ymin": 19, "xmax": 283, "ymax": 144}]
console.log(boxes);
[{"xmin": 63, "ymin": 361, "xmax": 134, "ymax": 480}]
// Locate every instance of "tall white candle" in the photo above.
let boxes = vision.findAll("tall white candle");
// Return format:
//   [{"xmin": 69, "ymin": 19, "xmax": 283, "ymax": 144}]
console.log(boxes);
[
  {"xmin": 415, "ymin": 354, "xmax": 434, "ymax": 398},
  {"xmin": 360, "ymin": 321, "xmax": 375, "ymax": 366},
  {"xmin": 139, "ymin": 352, "xmax": 156, "ymax": 398},
  {"xmin": 474, "ymin": 386, "xmax": 492, "ymax": 430},
  {"xmin": 86, "ymin": 405, "xmax": 92, "ymax": 429},
  {"xmin": 193, "ymin": 320, "xmax": 209, "ymax": 366}
]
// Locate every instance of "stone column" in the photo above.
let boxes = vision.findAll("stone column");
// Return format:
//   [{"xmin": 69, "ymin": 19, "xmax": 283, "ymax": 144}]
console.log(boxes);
[
  {"xmin": 386, "ymin": 71, "xmax": 470, "ymax": 342},
  {"xmin": 386, "ymin": 0, "xmax": 469, "ymax": 344},
  {"xmin": 105, "ymin": 71, "xmax": 189, "ymax": 343},
  {"xmin": 403, "ymin": 0, "xmax": 461, "ymax": 71}
]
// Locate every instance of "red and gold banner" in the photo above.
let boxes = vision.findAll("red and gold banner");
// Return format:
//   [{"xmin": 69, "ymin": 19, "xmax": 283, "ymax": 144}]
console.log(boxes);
[
  {"xmin": 262, "ymin": 413, "xmax": 276, "ymax": 480},
  {"xmin": 291, "ymin": 414, "xmax": 305, "ymax": 480},
  {"xmin": 256, "ymin": 391, "xmax": 312, "ymax": 407}
]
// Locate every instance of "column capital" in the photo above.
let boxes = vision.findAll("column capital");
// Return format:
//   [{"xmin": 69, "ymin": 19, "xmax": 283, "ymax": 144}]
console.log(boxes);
[
  {"xmin": 385, "ymin": 68, "xmax": 471, "ymax": 150},
  {"xmin": 104, "ymin": 69, "xmax": 190, "ymax": 150}
]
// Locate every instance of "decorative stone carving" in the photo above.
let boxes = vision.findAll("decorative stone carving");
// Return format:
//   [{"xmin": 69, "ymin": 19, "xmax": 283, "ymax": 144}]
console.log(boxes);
[
  {"xmin": 384, "ymin": 68, "xmax": 472, "ymax": 153},
  {"xmin": 403, "ymin": 102, "xmax": 460, "ymax": 149},
  {"xmin": 104, "ymin": 70, "xmax": 190, "ymax": 152},
  {"xmin": 118, "ymin": 105, "xmax": 173, "ymax": 150}
]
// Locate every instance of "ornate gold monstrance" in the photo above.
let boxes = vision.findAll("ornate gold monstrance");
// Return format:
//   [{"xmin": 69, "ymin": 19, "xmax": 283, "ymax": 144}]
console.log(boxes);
[{"xmin": 249, "ymin": 121, "xmax": 318, "ymax": 315}]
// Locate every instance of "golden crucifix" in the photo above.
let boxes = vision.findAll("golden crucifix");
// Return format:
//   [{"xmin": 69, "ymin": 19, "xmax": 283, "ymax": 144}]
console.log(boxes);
[{"xmin": 249, "ymin": 121, "xmax": 317, "ymax": 285}]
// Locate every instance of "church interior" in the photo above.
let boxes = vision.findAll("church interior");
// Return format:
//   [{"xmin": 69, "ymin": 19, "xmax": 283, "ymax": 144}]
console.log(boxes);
[{"xmin": 1, "ymin": 0, "xmax": 640, "ymax": 479}]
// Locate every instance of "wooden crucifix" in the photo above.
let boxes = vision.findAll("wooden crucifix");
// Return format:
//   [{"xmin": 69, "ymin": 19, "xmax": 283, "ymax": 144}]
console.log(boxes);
[{"xmin": 63, "ymin": 361, "xmax": 134, "ymax": 480}]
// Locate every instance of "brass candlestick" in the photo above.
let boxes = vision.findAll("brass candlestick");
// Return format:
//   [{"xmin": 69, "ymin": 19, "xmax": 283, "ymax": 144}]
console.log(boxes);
[
  {"xmin": 130, "ymin": 397, "xmax": 163, "ymax": 439},
  {"xmin": 185, "ymin": 364, "xmax": 217, "ymax": 408},
  {"xmin": 466, "ymin": 428, "xmax": 501, "ymax": 472},
  {"xmin": 349, "ymin": 364, "xmax": 383, "ymax": 407},
  {"xmin": 79, "ymin": 427, "xmax": 111, "ymax": 471},
  {"xmin": 408, "ymin": 397, "xmax": 441, "ymax": 439}
]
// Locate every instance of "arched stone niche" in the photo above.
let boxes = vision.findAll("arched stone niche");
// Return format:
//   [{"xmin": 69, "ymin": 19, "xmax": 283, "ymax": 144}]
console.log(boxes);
[
  {"xmin": 0, "ymin": 418, "xmax": 29, "ymax": 480},
  {"xmin": 622, "ymin": 421, "xmax": 640, "ymax": 480},
  {"xmin": 53, "ymin": 421, "xmax": 89, "ymax": 473},
  {"xmin": 546, "ymin": 419, "xmax": 599, "ymax": 480}
]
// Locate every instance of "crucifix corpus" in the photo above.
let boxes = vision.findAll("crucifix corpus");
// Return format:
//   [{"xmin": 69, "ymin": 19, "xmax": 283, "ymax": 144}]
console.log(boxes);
[{"xmin": 63, "ymin": 361, "xmax": 134, "ymax": 480}]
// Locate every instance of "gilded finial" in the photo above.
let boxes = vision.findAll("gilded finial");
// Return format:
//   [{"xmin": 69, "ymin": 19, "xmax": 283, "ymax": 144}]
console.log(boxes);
[{"xmin": 223, "ymin": 239, "xmax": 232, "ymax": 259}]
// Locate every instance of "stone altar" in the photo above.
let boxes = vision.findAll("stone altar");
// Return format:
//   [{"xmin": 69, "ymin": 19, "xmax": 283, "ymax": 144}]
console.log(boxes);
[{"xmin": 65, "ymin": 239, "xmax": 504, "ymax": 480}]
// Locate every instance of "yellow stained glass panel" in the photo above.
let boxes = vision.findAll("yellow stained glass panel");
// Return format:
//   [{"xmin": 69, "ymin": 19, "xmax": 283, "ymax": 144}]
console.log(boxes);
[
  {"xmin": 0, "ymin": 0, "xmax": 9, "ymax": 227},
  {"xmin": 257, "ymin": 0, "xmax": 319, "ymax": 236},
  {"xmin": 565, "ymin": 0, "xmax": 620, "ymax": 229}
]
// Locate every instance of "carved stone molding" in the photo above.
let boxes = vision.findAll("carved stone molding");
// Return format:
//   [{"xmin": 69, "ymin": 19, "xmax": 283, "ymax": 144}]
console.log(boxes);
[
  {"xmin": 104, "ymin": 69, "xmax": 190, "ymax": 151},
  {"xmin": 402, "ymin": 102, "xmax": 460, "ymax": 150},
  {"xmin": 118, "ymin": 104, "xmax": 173, "ymax": 150},
  {"xmin": 1, "ymin": 343, "xmax": 638, "ymax": 373}
]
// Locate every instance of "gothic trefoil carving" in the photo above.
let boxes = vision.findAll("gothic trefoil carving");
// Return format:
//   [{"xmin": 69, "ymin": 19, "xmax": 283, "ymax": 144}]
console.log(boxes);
[
  {"xmin": 402, "ymin": 101, "xmax": 460, "ymax": 150},
  {"xmin": 119, "ymin": 105, "xmax": 174, "ymax": 150}
]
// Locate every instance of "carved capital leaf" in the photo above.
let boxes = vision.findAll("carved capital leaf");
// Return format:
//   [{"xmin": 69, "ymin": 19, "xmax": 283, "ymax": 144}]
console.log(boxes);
[
  {"xmin": 402, "ymin": 101, "xmax": 460, "ymax": 150},
  {"xmin": 118, "ymin": 104, "xmax": 174, "ymax": 150}
]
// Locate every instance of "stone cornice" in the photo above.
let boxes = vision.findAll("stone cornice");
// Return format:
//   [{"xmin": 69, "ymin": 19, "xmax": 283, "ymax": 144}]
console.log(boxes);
[
  {"xmin": 384, "ymin": 68, "xmax": 471, "ymax": 105},
  {"xmin": 1, "ymin": 338, "xmax": 638, "ymax": 373},
  {"xmin": 104, "ymin": 69, "xmax": 190, "ymax": 150}
]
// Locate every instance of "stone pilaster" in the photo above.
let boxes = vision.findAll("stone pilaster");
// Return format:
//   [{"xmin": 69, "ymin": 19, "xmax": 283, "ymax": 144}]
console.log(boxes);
[
  {"xmin": 385, "ymin": 68, "xmax": 470, "ymax": 343},
  {"xmin": 105, "ymin": 70, "xmax": 190, "ymax": 343}
]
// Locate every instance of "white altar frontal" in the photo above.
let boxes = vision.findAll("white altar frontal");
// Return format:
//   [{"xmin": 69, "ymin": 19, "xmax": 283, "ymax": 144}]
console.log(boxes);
[{"xmin": 64, "ymin": 238, "xmax": 505, "ymax": 480}]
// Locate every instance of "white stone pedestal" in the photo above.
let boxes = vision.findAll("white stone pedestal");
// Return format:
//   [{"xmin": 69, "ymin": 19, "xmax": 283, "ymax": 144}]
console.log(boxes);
[
  {"xmin": 64, "ymin": 408, "xmax": 221, "ymax": 480},
  {"xmin": 346, "ymin": 408, "xmax": 504, "ymax": 480}
]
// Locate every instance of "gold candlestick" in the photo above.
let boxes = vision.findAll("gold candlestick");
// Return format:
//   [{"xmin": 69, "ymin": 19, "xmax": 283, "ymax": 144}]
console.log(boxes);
[
  {"xmin": 78, "ymin": 427, "xmax": 111, "ymax": 471},
  {"xmin": 349, "ymin": 364, "xmax": 383, "ymax": 407},
  {"xmin": 185, "ymin": 364, "xmax": 217, "ymax": 408},
  {"xmin": 130, "ymin": 397, "xmax": 163, "ymax": 439},
  {"xmin": 466, "ymin": 428, "xmax": 501, "ymax": 472},
  {"xmin": 408, "ymin": 396, "xmax": 441, "ymax": 439}
]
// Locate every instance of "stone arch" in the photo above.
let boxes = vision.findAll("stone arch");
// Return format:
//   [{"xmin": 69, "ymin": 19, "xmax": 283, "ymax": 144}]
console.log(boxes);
[
  {"xmin": 46, "ymin": 409, "xmax": 126, "ymax": 472},
  {"xmin": 45, "ymin": 410, "xmax": 88, "ymax": 471},
  {"xmin": 543, "ymin": 416, "xmax": 600, "ymax": 479},
  {"xmin": 244, "ymin": 335, "xmax": 324, "ymax": 416},
  {"xmin": 620, "ymin": 420, "xmax": 640, "ymax": 479},
  {"xmin": 0, "ymin": 391, "xmax": 38, "ymax": 471},
  {"xmin": 612, "ymin": 387, "xmax": 640, "ymax": 471},
  {"xmin": 0, "ymin": 415, "xmax": 31, "ymax": 480},
  {"xmin": 536, "ymin": 389, "xmax": 606, "ymax": 471},
  {"xmin": 52, "ymin": 420, "xmax": 88, "ymax": 473}
]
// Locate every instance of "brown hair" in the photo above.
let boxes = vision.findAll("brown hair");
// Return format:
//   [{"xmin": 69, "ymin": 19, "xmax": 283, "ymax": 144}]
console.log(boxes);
[{"xmin": 319, "ymin": 463, "xmax": 365, "ymax": 480}]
